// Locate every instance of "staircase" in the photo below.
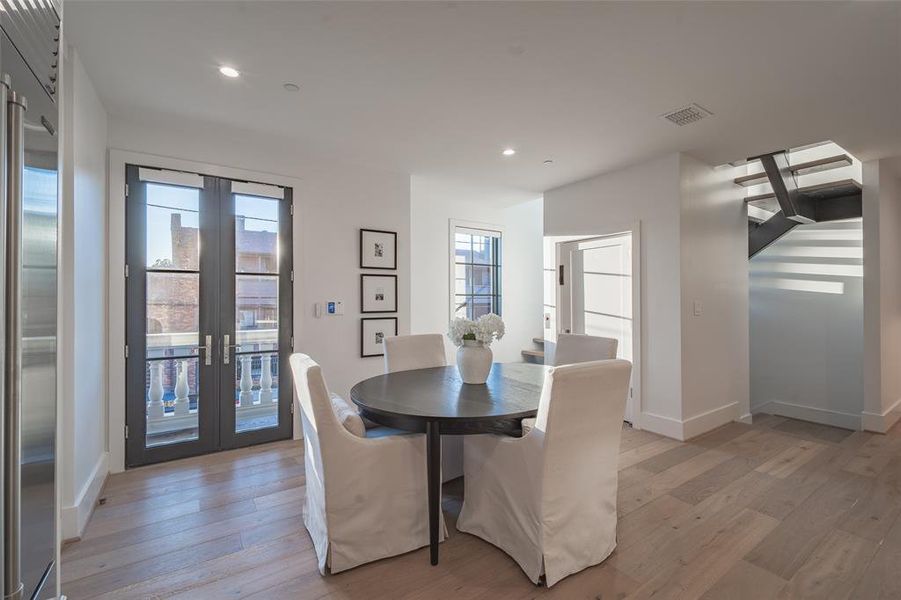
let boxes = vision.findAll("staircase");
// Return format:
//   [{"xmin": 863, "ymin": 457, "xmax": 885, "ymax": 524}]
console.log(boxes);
[
  {"xmin": 741, "ymin": 146, "xmax": 862, "ymax": 257},
  {"xmin": 521, "ymin": 337, "xmax": 545, "ymax": 364}
]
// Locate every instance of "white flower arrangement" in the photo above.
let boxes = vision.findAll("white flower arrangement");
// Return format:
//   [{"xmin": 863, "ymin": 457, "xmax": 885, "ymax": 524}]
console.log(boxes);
[{"xmin": 447, "ymin": 313, "xmax": 505, "ymax": 347}]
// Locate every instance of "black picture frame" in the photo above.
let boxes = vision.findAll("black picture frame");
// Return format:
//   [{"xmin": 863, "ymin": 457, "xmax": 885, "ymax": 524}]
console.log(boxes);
[
  {"xmin": 361, "ymin": 273, "xmax": 398, "ymax": 313},
  {"xmin": 361, "ymin": 317, "xmax": 398, "ymax": 357},
  {"xmin": 360, "ymin": 228, "xmax": 398, "ymax": 270}
]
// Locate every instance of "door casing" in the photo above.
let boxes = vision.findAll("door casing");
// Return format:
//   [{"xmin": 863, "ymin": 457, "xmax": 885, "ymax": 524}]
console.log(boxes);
[{"xmin": 555, "ymin": 222, "xmax": 641, "ymax": 426}]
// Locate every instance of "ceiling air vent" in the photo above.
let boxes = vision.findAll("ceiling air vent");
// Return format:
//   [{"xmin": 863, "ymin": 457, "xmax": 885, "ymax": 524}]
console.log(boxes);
[{"xmin": 661, "ymin": 103, "xmax": 713, "ymax": 126}]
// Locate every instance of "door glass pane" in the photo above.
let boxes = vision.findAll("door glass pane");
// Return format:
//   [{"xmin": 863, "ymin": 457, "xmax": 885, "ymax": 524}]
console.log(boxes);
[
  {"xmin": 146, "ymin": 272, "xmax": 199, "ymax": 358},
  {"xmin": 144, "ymin": 182, "xmax": 202, "ymax": 448},
  {"xmin": 146, "ymin": 184, "xmax": 199, "ymax": 270},
  {"xmin": 234, "ymin": 352, "xmax": 280, "ymax": 434},
  {"xmin": 234, "ymin": 194, "xmax": 280, "ymax": 433},
  {"xmin": 145, "ymin": 357, "xmax": 200, "ymax": 447},
  {"xmin": 236, "ymin": 195, "xmax": 279, "ymax": 274},
  {"xmin": 576, "ymin": 234, "xmax": 632, "ymax": 362},
  {"xmin": 235, "ymin": 275, "xmax": 279, "ymax": 352}
]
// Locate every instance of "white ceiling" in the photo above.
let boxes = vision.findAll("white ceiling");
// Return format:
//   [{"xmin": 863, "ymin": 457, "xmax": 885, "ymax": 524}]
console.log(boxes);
[{"xmin": 66, "ymin": 1, "xmax": 901, "ymax": 193}]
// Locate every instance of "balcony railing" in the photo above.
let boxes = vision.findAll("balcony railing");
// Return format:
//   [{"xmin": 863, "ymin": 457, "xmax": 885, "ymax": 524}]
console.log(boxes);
[{"xmin": 145, "ymin": 330, "xmax": 280, "ymax": 443}]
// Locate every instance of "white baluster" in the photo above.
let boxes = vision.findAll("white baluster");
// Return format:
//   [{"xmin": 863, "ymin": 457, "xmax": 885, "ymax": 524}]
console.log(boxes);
[
  {"xmin": 148, "ymin": 362, "xmax": 165, "ymax": 420},
  {"xmin": 260, "ymin": 354, "xmax": 273, "ymax": 403},
  {"xmin": 239, "ymin": 355, "xmax": 254, "ymax": 406},
  {"xmin": 174, "ymin": 360, "xmax": 190, "ymax": 416}
]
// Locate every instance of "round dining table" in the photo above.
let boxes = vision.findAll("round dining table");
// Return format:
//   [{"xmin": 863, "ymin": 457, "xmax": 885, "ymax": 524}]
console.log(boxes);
[{"xmin": 350, "ymin": 362, "xmax": 551, "ymax": 565}]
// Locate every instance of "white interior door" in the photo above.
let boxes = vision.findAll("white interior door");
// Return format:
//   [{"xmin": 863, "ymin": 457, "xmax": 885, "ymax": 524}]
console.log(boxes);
[{"xmin": 558, "ymin": 231, "xmax": 637, "ymax": 424}]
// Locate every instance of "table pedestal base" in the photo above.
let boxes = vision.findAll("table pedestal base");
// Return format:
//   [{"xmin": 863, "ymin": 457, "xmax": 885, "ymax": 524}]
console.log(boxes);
[{"xmin": 426, "ymin": 420, "xmax": 441, "ymax": 565}]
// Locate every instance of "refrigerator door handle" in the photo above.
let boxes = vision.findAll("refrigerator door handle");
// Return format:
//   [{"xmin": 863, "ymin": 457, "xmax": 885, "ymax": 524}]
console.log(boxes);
[
  {"xmin": 0, "ymin": 72, "xmax": 8, "ymax": 600},
  {"xmin": 3, "ymin": 88, "xmax": 26, "ymax": 600}
]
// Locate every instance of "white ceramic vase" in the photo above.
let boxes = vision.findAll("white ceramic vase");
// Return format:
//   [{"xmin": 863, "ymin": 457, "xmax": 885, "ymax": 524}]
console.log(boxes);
[{"xmin": 457, "ymin": 340, "xmax": 492, "ymax": 384}]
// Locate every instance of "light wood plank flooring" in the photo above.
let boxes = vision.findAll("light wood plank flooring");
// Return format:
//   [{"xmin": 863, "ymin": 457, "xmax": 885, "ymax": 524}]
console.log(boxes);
[{"xmin": 61, "ymin": 415, "xmax": 901, "ymax": 599}]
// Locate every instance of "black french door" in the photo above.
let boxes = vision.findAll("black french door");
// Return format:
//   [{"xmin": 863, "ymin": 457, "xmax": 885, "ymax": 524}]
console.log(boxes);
[{"xmin": 125, "ymin": 164, "xmax": 293, "ymax": 467}]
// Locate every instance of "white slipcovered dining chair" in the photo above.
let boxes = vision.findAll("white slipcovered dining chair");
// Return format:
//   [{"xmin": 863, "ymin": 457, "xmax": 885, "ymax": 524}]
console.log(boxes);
[
  {"xmin": 383, "ymin": 333, "xmax": 447, "ymax": 372},
  {"xmin": 383, "ymin": 334, "xmax": 463, "ymax": 481},
  {"xmin": 457, "ymin": 359, "xmax": 632, "ymax": 587},
  {"xmin": 553, "ymin": 333, "xmax": 618, "ymax": 366},
  {"xmin": 290, "ymin": 353, "xmax": 446, "ymax": 575},
  {"xmin": 521, "ymin": 333, "xmax": 620, "ymax": 435}
]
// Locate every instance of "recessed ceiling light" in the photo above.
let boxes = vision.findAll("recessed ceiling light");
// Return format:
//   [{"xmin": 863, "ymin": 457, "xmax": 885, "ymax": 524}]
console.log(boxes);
[
  {"xmin": 218, "ymin": 65, "xmax": 240, "ymax": 78},
  {"xmin": 502, "ymin": 148, "xmax": 516, "ymax": 156},
  {"xmin": 283, "ymin": 82, "xmax": 300, "ymax": 92},
  {"xmin": 543, "ymin": 159, "xmax": 553, "ymax": 165}
]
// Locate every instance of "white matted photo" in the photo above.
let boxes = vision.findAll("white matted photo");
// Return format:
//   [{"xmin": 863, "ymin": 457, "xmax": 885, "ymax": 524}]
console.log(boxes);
[
  {"xmin": 361, "ymin": 317, "xmax": 398, "ymax": 357},
  {"xmin": 360, "ymin": 228, "xmax": 397, "ymax": 270},
  {"xmin": 361, "ymin": 274, "xmax": 398, "ymax": 313}
]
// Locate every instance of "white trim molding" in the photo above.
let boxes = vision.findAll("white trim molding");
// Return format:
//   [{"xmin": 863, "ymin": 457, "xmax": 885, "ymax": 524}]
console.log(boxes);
[
  {"xmin": 639, "ymin": 411, "xmax": 684, "ymax": 440},
  {"xmin": 641, "ymin": 402, "xmax": 739, "ymax": 441},
  {"xmin": 60, "ymin": 452, "xmax": 109, "ymax": 541},
  {"xmin": 683, "ymin": 402, "xmax": 740, "ymax": 440},
  {"xmin": 861, "ymin": 396, "xmax": 901, "ymax": 433},
  {"xmin": 753, "ymin": 401, "xmax": 862, "ymax": 432}
]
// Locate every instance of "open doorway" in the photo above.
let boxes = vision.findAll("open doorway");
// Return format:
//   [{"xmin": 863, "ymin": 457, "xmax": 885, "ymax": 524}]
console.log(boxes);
[{"xmin": 548, "ymin": 226, "xmax": 641, "ymax": 425}]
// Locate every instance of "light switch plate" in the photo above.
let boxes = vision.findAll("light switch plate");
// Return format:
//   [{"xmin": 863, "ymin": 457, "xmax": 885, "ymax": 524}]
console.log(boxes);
[{"xmin": 693, "ymin": 300, "xmax": 702, "ymax": 317}]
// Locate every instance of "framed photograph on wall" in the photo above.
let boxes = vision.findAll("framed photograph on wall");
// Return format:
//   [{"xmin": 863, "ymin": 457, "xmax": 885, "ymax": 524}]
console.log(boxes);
[
  {"xmin": 360, "ymin": 228, "xmax": 397, "ymax": 270},
  {"xmin": 361, "ymin": 317, "xmax": 398, "ymax": 357},
  {"xmin": 361, "ymin": 274, "xmax": 398, "ymax": 313}
]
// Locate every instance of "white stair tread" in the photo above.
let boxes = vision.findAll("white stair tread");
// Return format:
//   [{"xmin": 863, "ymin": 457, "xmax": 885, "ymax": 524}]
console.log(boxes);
[{"xmin": 734, "ymin": 154, "xmax": 852, "ymax": 187}]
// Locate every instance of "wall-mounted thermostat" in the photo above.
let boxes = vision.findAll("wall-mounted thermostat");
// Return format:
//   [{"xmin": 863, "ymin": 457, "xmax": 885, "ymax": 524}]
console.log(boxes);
[{"xmin": 327, "ymin": 301, "xmax": 344, "ymax": 315}]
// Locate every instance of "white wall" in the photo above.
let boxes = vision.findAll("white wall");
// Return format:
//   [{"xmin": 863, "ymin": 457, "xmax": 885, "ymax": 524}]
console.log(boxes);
[
  {"xmin": 106, "ymin": 115, "xmax": 412, "ymax": 471},
  {"xmin": 545, "ymin": 154, "xmax": 684, "ymax": 433},
  {"xmin": 59, "ymin": 49, "xmax": 110, "ymax": 539},
  {"xmin": 750, "ymin": 220, "xmax": 864, "ymax": 430},
  {"xmin": 679, "ymin": 155, "xmax": 749, "ymax": 431},
  {"xmin": 410, "ymin": 176, "xmax": 543, "ymax": 363},
  {"xmin": 863, "ymin": 159, "xmax": 901, "ymax": 432},
  {"xmin": 875, "ymin": 169, "xmax": 901, "ymax": 430}
]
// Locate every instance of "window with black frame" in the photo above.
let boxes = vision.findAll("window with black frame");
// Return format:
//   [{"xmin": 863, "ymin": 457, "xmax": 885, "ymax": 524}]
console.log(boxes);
[{"xmin": 452, "ymin": 225, "xmax": 502, "ymax": 320}]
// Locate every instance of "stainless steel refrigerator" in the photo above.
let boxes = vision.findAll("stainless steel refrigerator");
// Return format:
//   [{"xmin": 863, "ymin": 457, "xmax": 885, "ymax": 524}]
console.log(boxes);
[{"xmin": 1, "ymin": 2, "xmax": 61, "ymax": 600}]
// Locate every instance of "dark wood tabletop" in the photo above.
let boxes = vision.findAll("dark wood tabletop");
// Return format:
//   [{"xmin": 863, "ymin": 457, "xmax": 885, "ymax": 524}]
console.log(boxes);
[{"xmin": 350, "ymin": 362, "xmax": 550, "ymax": 435}]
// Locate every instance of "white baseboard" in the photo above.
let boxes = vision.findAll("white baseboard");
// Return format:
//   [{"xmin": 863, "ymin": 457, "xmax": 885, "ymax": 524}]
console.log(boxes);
[
  {"xmin": 641, "ymin": 402, "xmax": 740, "ymax": 441},
  {"xmin": 61, "ymin": 451, "xmax": 109, "ymax": 541},
  {"xmin": 737, "ymin": 412, "xmax": 754, "ymax": 425},
  {"xmin": 753, "ymin": 401, "xmax": 861, "ymax": 431},
  {"xmin": 861, "ymin": 396, "xmax": 901, "ymax": 433},
  {"xmin": 683, "ymin": 403, "xmax": 739, "ymax": 440},
  {"xmin": 639, "ymin": 411, "xmax": 685, "ymax": 440}
]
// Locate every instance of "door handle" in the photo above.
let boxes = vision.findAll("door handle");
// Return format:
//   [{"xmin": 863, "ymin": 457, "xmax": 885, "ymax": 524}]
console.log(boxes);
[
  {"xmin": 200, "ymin": 334, "xmax": 212, "ymax": 366},
  {"xmin": 223, "ymin": 334, "xmax": 239, "ymax": 365},
  {"xmin": 4, "ymin": 85, "xmax": 26, "ymax": 600}
]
